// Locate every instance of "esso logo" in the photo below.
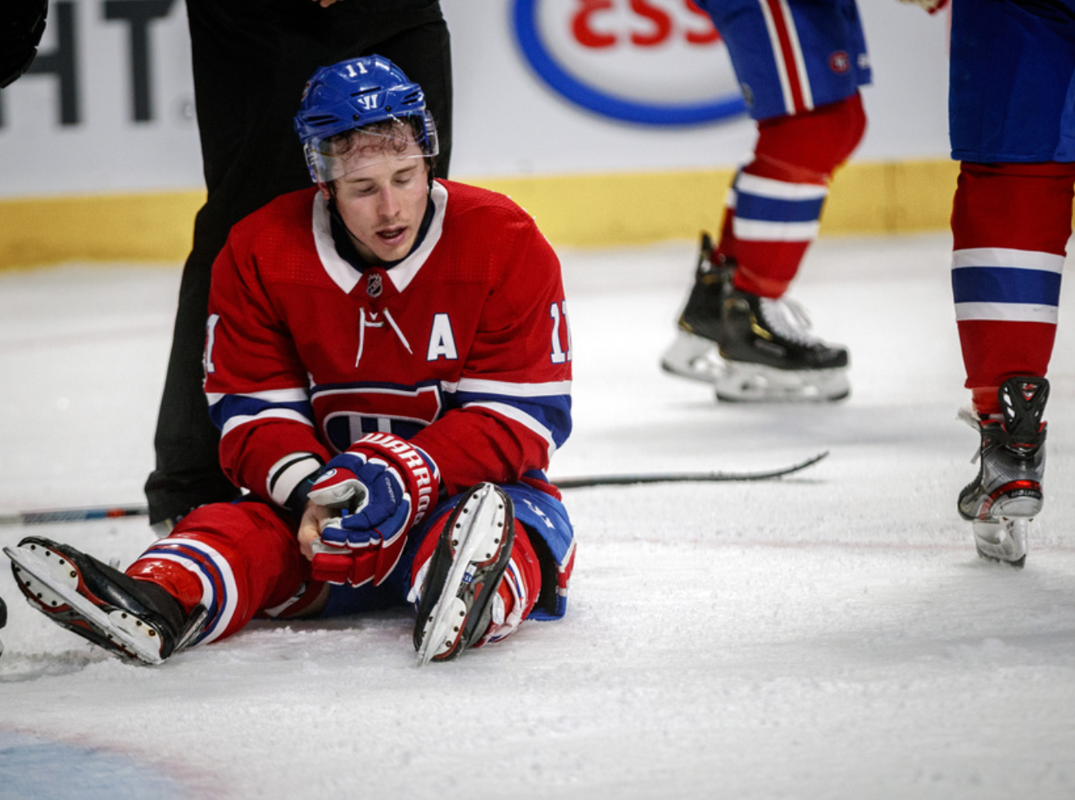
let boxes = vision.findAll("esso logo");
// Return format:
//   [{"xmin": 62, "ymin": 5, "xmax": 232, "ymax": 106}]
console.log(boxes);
[{"xmin": 512, "ymin": 0, "xmax": 746, "ymax": 126}]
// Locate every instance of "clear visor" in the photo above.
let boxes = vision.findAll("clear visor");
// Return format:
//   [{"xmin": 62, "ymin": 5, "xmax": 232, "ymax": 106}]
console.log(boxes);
[{"xmin": 304, "ymin": 111, "xmax": 439, "ymax": 183}]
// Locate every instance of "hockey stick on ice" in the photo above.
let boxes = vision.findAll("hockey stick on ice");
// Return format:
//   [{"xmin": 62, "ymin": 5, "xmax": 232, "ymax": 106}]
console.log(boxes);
[
  {"xmin": 0, "ymin": 452, "xmax": 828, "ymax": 526},
  {"xmin": 551, "ymin": 450, "xmax": 828, "ymax": 489},
  {"xmin": 0, "ymin": 505, "xmax": 151, "ymax": 527}
]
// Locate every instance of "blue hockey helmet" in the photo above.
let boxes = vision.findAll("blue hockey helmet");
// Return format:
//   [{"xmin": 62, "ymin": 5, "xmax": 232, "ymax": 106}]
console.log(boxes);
[{"xmin": 294, "ymin": 55, "xmax": 439, "ymax": 183}]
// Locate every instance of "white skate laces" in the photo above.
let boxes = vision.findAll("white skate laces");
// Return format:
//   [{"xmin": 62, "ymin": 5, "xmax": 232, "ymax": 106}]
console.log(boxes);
[{"xmin": 757, "ymin": 296, "xmax": 823, "ymax": 348}]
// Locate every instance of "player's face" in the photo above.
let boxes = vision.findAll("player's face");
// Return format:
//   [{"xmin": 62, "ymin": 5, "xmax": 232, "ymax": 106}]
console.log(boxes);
[{"xmin": 325, "ymin": 139, "xmax": 430, "ymax": 264}]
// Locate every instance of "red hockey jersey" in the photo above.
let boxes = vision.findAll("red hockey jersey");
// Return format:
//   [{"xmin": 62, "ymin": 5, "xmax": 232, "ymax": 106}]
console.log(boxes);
[{"xmin": 203, "ymin": 180, "xmax": 573, "ymax": 508}]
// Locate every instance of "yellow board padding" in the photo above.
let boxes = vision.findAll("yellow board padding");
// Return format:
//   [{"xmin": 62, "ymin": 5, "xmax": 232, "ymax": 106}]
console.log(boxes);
[
  {"xmin": 822, "ymin": 158, "xmax": 961, "ymax": 236},
  {"xmin": 0, "ymin": 158, "xmax": 961, "ymax": 269},
  {"xmin": 0, "ymin": 190, "xmax": 206, "ymax": 269},
  {"xmin": 478, "ymin": 158, "xmax": 962, "ymax": 246}
]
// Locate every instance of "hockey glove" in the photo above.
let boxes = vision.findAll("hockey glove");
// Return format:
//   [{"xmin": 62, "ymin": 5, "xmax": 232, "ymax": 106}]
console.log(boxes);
[{"xmin": 307, "ymin": 432, "xmax": 439, "ymax": 587}]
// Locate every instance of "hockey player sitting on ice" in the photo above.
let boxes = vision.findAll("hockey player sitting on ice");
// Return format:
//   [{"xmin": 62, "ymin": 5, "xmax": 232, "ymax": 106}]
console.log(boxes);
[
  {"xmin": 660, "ymin": 0, "xmax": 868, "ymax": 403},
  {"xmin": 5, "ymin": 55, "xmax": 576, "ymax": 665}
]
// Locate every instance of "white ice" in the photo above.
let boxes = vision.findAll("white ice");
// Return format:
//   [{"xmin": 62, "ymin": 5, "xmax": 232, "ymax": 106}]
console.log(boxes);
[{"xmin": 1, "ymin": 234, "xmax": 1074, "ymax": 800}]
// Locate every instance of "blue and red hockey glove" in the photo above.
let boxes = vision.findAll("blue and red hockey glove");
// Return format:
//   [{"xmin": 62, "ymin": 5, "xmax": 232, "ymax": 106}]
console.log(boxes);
[{"xmin": 307, "ymin": 433, "xmax": 439, "ymax": 587}]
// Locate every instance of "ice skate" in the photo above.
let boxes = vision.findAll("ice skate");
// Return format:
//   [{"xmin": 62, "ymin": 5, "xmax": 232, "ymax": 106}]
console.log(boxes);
[
  {"xmin": 413, "ymin": 483, "xmax": 514, "ymax": 665},
  {"xmin": 661, "ymin": 233, "xmax": 849, "ymax": 401},
  {"xmin": 712, "ymin": 286, "xmax": 850, "ymax": 402},
  {"xmin": 958, "ymin": 377, "xmax": 1048, "ymax": 568},
  {"xmin": 5, "ymin": 537, "xmax": 206, "ymax": 664},
  {"xmin": 0, "ymin": 595, "xmax": 6, "ymax": 659},
  {"xmin": 661, "ymin": 233, "xmax": 736, "ymax": 384}
]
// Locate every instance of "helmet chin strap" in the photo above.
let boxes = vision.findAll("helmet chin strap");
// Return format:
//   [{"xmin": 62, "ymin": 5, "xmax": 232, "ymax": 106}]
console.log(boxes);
[{"xmin": 325, "ymin": 185, "xmax": 375, "ymax": 263}]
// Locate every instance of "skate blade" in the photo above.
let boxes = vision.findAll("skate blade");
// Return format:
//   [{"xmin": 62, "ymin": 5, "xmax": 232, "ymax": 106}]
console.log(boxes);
[
  {"xmin": 415, "ymin": 484, "xmax": 511, "ymax": 667},
  {"xmin": 990, "ymin": 494, "xmax": 1042, "ymax": 519},
  {"xmin": 660, "ymin": 331, "xmax": 725, "ymax": 385},
  {"xmin": 5, "ymin": 542, "xmax": 166, "ymax": 664},
  {"xmin": 714, "ymin": 361, "xmax": 850, "ymax": 403},
  {"xmin": 972, "ymin": 518, "xmax": 1029, "ymax": 568}
]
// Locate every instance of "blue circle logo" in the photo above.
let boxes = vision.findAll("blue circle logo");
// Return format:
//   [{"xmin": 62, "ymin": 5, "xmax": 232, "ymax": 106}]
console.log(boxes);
[{"xmin": 512, "ymin": 0, "xmax": 746, "ymax": 127}]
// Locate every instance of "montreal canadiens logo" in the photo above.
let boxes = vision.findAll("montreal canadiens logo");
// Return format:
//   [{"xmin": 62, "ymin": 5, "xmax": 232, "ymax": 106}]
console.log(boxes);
[{"xmin": 512, "ymin": 0, "xmax": 746, "ymax": 126}]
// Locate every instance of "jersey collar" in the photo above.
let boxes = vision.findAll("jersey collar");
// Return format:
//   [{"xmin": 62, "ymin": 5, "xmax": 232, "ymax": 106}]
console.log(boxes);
[{"xmin": 311, "ymin": 180, "xmax": 448, "ymax": 296}]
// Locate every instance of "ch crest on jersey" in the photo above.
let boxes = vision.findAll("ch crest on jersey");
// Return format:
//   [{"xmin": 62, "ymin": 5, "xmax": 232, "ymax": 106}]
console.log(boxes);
[
  {"xmin": 367, "ymin": 272, "xmax": 383, "ymax": 298},
  {"xmin": 313, "ymin": 383, "xmax": 443, "ymax": 452}
]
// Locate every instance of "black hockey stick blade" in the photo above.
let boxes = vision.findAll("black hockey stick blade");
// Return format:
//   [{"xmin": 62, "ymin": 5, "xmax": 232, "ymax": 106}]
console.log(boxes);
[
  {"xmin": 551, "ymin": 450, "xmax": 828, "ymax": 489},
  {"xmin": 0, "ymin": 505, "xmax": 149, "ymax": 527}
]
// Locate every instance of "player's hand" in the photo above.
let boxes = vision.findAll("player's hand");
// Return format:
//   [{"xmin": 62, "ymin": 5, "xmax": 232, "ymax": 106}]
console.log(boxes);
[
  {"xmin": 306, "ymin": 433, "xmax": 438, "ymax": 587},
  {"xmin": 298, "ymin": 501, "xmax": 332, "ymax": 560},
  {"xmin": 896, "ymin": 0, "xmax": 948, "ymax": 13}
]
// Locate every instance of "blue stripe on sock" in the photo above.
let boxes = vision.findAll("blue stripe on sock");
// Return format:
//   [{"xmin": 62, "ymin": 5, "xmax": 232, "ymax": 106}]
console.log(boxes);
[
  {"xmin": 734, "ymin": 192, "xmax": 826, "ymax": 224},
  {"xmin": 951, "ymin": 266, "xmax": 1062, "ymax": 306}
]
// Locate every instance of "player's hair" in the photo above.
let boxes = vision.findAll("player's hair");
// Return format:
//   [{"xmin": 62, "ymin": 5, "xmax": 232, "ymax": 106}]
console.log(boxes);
[
  {"xmin": 327, "ymin": 117, "xmax": 425, "ymax": 160},
  {"xmin": 321, "ymin": 117, "xmax": 436, "ymax": 187}
]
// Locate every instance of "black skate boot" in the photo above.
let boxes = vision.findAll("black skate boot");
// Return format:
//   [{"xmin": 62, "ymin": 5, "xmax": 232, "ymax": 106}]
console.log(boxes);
[
  {"xmin": 958, "ymin": 377, "xmax": 1048, "ymax": 568},
  {"xmin": 413, "ymin": 483, "xmax": 515, "ymax": 665},
  {"xmin": 713, "ymin": 286, "xmax": 850, "ymax": 402},
  {"xmin": 660, "ymin": 232, "xmax": 737, "ymax": 384},
  {"xmin": 5, "ymin": 537, "xmax": 206, "ymax": 664},
  {"xmin": 0, "ymin": 595, "xmax": 6, "ymax": 659},
  {"xmin": 661, "ymin": 232, "xmax": 850, "ymax": 401}
]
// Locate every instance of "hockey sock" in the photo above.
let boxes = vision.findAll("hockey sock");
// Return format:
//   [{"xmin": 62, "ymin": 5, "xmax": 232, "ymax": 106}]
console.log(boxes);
[
  {"xmin": 725, "ymin": 92, "xmax": 866, "ymax": 298},
  {"xmin": 713, "ymin": 176, "xmax": 739, "ymax": 266},
  {"xmin": 125, "ymin": 557, "xmax": 204, "ymax": 616},
  {"xmin": 127, "ymin": 501, "xmax": 312, "ymax": 644},
  {"xmin": 475, "ymin": 524, "xmax": 542, "ymax": 647},
  {"xmin": 951, "ymin": 161, "xmax": 1075, "ymax": 414}
]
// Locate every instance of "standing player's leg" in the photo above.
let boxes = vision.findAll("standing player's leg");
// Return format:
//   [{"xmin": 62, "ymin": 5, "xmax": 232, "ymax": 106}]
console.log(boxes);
[
  {"xmin": 951, "ymin": 164, "xmax": 1074, "ymax": 565},
  {"xmin": 662, "ymin": 0, "xmax": 869, "ymax": 401},
  {"xmin": 947, "ymin": 0, "xmax": 1075, "ymax": 565}
]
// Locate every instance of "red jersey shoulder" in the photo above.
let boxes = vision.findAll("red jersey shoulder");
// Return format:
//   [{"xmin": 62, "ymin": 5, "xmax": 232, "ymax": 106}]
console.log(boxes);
[
  {"xmin": 230, "ymin": 187, "xmax": 317, "ymax": 242},
  {"xmin": 224, "ymin": 187, "xmax": 325, "ymax": 287},
  {"xmin": 439, "ymin": 180, "xmax": 545, "ymax": 245},
  {"xmin": 438, "ymin": 180, "xmax": 558, "ymax": 284}
]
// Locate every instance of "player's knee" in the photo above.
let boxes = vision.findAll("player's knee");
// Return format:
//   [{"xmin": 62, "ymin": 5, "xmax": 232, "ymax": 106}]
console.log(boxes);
[
  {"xmin": 830, "ymin": 91, "xmax": 867, "ymax": 164},
  {"xmin": 754, "ymin": 92, "xmax": 866, "ymax": 183}
]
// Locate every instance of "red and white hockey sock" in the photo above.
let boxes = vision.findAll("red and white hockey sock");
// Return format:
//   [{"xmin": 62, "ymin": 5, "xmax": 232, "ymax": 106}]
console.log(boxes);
[
  {"xmin": 125, "ymin": 554, "xmax": 205, "ymax": 614},
  {"xmin": 475, "ymin": 525, "xmax": 542, "ymax": 647},
  {"xmin": 724, "ymin": 92, "xmax": 866, "ymax": 298},
  {"xmin": 951, "ymin": 161, "xmax": 1075, "ymax": 415},
  {"xmin": 713, "ymin": 178, "xmax": 739, "ymax": 266}
]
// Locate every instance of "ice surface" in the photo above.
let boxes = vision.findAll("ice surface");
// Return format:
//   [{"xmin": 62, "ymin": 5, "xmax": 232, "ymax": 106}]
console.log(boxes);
[{"xmin": 1, "ymin": 235, "xmax": 1074, "ymax": 799}]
